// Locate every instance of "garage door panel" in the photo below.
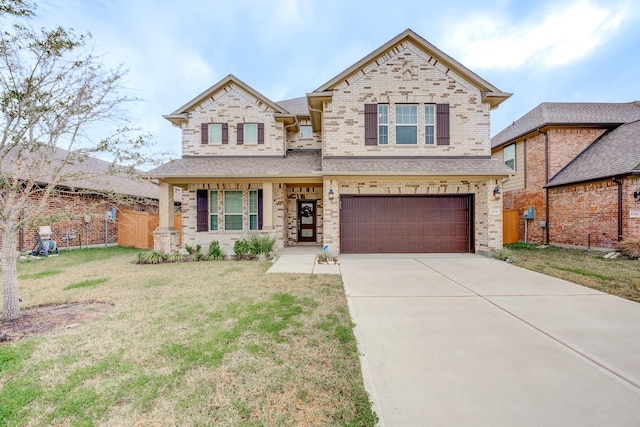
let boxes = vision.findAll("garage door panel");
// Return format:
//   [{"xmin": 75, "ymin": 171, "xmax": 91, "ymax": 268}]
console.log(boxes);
[{"xmin": 340, "ymin": 196, "xmax": 472, "ymax": 254}]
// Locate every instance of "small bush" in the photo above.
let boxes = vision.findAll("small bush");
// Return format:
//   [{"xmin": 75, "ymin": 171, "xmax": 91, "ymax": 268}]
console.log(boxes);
[
  {"xmin": 493, "ymin": 247, "xmax": 514, "ymax": 261},
  {"xmin": 208, "ymin": 241, "xmax": 225, "ymax": 260},
  {"xmin": 168, "ymin": 252, "xmax": 185, "ymax": 263},
  {"xmin": 247, "ymin": 233, "xmax": 276, "ymax": 255},
  {"xmin": 234, "ymin": 239, "xmax": 251, "ymax": 256},
  {"xmin": 137, "ymin": 251, "xmax": 167, "ymax": 264},
  {"xmin": 618, "ymin": 238, "xmax": 640, "ymax": 258},
  {"xmin": 192, "ymin": 252, "xmax": 209, "ymax": 261},
  {"xmin": 184, "ymin": 244, "xmax": 193, "ymax": 254}
]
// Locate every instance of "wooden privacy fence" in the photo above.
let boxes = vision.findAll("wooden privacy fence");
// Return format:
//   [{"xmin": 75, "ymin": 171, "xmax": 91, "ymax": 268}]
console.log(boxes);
[
  {"xmin": 118, "ymin": 210, "xmax": 182, "ymax": 249},
  {"xmin": 503, "ymin": 208, "xmax": 519, "ymax": 244}
]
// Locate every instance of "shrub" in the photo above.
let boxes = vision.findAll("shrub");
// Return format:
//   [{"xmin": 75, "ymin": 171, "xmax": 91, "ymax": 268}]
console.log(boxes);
[
  {"xmin": 493, "ymin": 247, "xmax": 514, "ymax": 261},
  {"xmin": 247, "ymin": 233, "xmax": 276, "ymax": 255},
  {"xmin": 234, "ymin": 239, "xmax": 251, "ymax": 256},
  {"xmin": 618, "ymin": 238, "xmax": 640, "ymax": 258},
  {"xmin": 208, "ymin": 241, "xmax": 225, "ymax": 260},
  {"xmin": 137, "ymin": 251, "xmax": 167, "ymax": 264},
  {"xmin": 168, "ymin": 252, "xmax": 185, "ymax": 263},
  {"xmin": 192, "ymin": 252, "xmax": 209, "ymax": 261},
  {"xmin": 184, "ymin": 244, "xmax": 193, "ymax": 254}
]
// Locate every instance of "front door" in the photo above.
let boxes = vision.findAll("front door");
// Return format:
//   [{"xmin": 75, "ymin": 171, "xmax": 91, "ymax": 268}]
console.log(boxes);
[{"xmin": 297, "ymin": 200, "xmax": 316, "ymax": 242}]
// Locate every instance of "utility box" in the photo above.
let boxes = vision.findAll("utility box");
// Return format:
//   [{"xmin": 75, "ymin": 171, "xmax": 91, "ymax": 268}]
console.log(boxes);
[{"xmin": 523, "ymin": 206, "xmax": 535, "ymax": 219}]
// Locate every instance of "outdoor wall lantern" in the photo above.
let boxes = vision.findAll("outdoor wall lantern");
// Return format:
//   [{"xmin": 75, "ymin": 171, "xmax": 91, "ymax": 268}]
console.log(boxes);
[
  {"xmin": 493, "ymin": 186, "xmax": 501, "ymax": 201},
  {"xmin": 328, "ymin": 188, "xmax": 335, "ymax": 201},
  {"xmin": 634, "ymin": 189, "xmax": 640, "ymax": 202}
]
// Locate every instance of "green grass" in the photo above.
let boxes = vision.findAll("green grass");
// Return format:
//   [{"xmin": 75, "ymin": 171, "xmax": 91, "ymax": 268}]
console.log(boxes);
[
  {"xmin": 63, "ymin": 278, "xmax": 108, "ymax": 290},
  {"xmin": 18, "ymin": 269, "xmax": 63, "ymax": 280},
  {"xmin": 504, "ymin": 244, "xmax": 640, "ymax": 302},
  {"xmin": 2, "ymin": 247, "xmax": 377, "ymax": 426}
]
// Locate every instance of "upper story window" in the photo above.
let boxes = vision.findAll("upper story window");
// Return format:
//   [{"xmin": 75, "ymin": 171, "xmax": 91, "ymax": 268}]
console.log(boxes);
[
  {"xmin": 396, "ymin": 105, "xmax": 418, "ymax": 145},
  {"xmin": 504, "ymin": 143, "xmax": 515, "ymax": 170},
  {"xmin": 364, "ymin": 103, "xmax": 448, "ymax": 146},
  {"xmin": 244, "ymin": 124, "xmax": 258, "ymax": 145},
  {"xmin": 425, "ymin": 105, "xmax": 435, "ymax": 145},
  {"xmin": 378, "ymin": 104, "xmax": 388, "ymax": 145},
  {"xmin": 201, "ymin": 123, "xmax": 228, "ymax": 144},
  {"xmin": 300, "ymin": 125, "xmax": 312, "ymax": 138}
]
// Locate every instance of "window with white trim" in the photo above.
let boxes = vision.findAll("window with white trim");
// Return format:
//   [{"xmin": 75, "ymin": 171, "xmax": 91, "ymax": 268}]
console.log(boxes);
[
  {"xmin": 249, "ymin": 190, "xmax": 259, "ymax": 230},
  {"xmin": 244, "ymin": 124, "xmax": 258, "ymax": 145},
  {"xmin": 208, "ymin": 124, "xmax": 222, "ymax": 144},
  {"xmin": 378, "ymin": 104, "xmax": 388, "ymax": 145},
  {"xmin": 425, "ymin": 105, "xmax": 435, "ymax": 145},
  {"xmin": 224, "ymin": 191, "xmax": 243, "ymax": 231},
  {"xmin": 504, "ymin": 143, "xmax": 515, "ymax": 170},
  {"xmin": 395, "ymin": 104, "xmax": 418, "ymax": 144},
  {"xmin": 300, "ymin": 125, "xmax": 312, "ymax": 138},
  {"xmin": 209, "ymin": 190, "xmax": 218, "ymax": 230}
]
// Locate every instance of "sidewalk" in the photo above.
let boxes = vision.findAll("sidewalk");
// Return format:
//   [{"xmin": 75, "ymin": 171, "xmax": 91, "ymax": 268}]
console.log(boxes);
[{"xmin": 266, "ymin": 246, "xmax": 341, "ymax": 274}]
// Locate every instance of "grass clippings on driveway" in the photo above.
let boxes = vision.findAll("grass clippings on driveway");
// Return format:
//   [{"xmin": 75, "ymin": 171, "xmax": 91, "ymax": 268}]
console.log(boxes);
[
  {"xmin": 504, "ymin": 244, "xmax": 640, "ymax": 302},
  {"xmin": 1, "ymin": 247, "xmax": 377, "ymax": 426}
]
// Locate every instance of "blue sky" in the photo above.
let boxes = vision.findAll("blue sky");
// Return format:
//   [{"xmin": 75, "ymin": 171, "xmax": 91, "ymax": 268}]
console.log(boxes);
[{"xmin": 32, "ymin": 0, "xmax": 640, "ymax": 159}]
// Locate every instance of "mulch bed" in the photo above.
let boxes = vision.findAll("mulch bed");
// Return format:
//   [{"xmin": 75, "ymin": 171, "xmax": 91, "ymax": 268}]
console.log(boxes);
[{"xmin": 0, "ymin": 301, "xmax": 112, "ymax": 342}]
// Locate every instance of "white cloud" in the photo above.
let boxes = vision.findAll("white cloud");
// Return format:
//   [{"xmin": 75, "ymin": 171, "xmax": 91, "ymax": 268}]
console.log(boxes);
[{"xmin": 448, "ymin": 0, "xmax": 627, "ymax": 70}]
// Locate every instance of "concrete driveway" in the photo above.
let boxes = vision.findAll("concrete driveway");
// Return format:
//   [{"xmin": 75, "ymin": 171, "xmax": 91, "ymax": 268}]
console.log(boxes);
[{"xmin": 340, "ymin": 254, "xmax": 640, "ymax": 426}]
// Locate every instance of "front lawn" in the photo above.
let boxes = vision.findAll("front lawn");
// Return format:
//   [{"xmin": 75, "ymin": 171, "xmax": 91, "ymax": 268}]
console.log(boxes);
[
  {"xmin": 1, "ymin": 247, "xmax": 377, "ymax": 426},
  {"xmin": 503, "ymin": 244, "xmax": 640, "ymax": 303}
]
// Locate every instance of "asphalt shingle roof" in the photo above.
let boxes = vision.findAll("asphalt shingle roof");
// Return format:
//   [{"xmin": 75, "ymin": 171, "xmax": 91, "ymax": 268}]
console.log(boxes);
[
  {"xmin": 492, "ymin": 102, "xmax": 640, "ymax": 149},
  {"xmin": 276, "ymin": 97, "xmax": 310, "ymax": 116},
  {"xmin": 147, "ymin": 150, "xmax": 323, "ymax": 179},
  {"xmin": 546, "ymin": 120, "xmax": 640, "ymax": 187}
]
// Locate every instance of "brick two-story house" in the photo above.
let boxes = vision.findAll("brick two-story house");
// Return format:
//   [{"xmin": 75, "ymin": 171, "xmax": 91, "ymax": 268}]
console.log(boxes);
[
  {"xmin": 491, "ymin": 102, "xmax": 640, "ymax": 249},
  {"xmin": 149, "ymin": 29, "xmax": 513, "ymax": 255}
]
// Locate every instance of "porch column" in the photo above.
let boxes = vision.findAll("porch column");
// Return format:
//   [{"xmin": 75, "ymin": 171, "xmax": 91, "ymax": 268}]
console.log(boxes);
[
  {"xmin": 158, "ymin": 182, "xmax": 175, "ymax": 229},
  {"xmin": 262, "ymin": 182, "xmax": 274, "ymax": 230}
]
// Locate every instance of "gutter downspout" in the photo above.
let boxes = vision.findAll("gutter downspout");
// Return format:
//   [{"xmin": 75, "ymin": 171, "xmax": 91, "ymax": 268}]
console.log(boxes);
[
  {"xmin": 283, "ymin": 118, "xmax": 298, "ymax": 157},
  {"xmin": 308, "ymin": 105, "xmax": 324, "ymax": 155},
  {"xmin": 612, "ymin": 177, "xmax": 623, "ymax": 241}
]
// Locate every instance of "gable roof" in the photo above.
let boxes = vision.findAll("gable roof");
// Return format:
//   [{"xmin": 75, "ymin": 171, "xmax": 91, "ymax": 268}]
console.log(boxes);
[
  {"xmin": 492, "ymin": 102, "xmax": 640, "ymax": 149},
  {"xmin": 276, "ymin": 97, "xmax": 309, "ymax": 116},
  {"xmin": 546, "ymin": 120, "xmax": 640, "ymax": 187},
  {"xmin": 163, "ymin": 74, "xmax": 291, "ymax": 126},
  {"xmin": 312, "ymin": 28, "xmax": 512, "ymax": 109}
]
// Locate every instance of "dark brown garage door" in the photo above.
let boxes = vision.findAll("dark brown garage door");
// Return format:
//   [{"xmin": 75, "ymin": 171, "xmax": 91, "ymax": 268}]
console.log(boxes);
[{"xmin": 340, "ymin": 196, "xmax": 473, "ymax": 254}]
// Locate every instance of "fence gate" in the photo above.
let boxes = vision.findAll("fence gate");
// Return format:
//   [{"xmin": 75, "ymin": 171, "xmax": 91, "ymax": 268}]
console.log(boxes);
[
  {"xmin": 118, "ymin": 210, "xmax": 183, "ymax": 249},
  {"xmin": 503, "ymin": 208, "xmax": 519, "ymax": 244}
]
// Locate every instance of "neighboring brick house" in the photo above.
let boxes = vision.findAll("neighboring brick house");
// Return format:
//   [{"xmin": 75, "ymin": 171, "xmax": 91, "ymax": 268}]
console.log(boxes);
[
  {"xmin": 149, "ymin": 29, "xmax": 513, "ymax": 255},
  {"xmin": 491, "ymin": 102, "xmax": 640, "ymax": 249},
  {"xmin": 13, "ymin": 148, "xmax": 166, "ymax": 252}
]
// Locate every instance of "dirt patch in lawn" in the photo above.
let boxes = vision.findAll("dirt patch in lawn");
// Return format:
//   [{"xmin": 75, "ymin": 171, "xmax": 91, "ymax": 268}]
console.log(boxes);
[{"xmin": 0, "ymin": 301, "xmax": 112, "ymax": 342}]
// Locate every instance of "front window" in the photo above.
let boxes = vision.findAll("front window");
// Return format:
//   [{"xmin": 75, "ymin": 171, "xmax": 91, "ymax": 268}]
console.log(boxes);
[
  {"xmin": 395, "ymin": 105, "xmax": 417, "ymax": 144},
  {"xmin": 208, "ymin": 123, "xmax": 222, "ymax": 144},
  {"xmin": 209, "ymin": 190, "xmax": 218, "ymax": 230},
  {"xmin": 249, "ymin": 190, "xmax": 259, "ymax": 230},
  {"xmin": 425, "ymin": 105, "xmax": 435, "ymax": 144},
  {"xmin": 504, "ymin": 144, "xmax": 515, "ymax": 170},
  {"xmin": 224, "ymin": 191, "xmax": 243, "ymax": 230},
  {"xmin": 378, "ymin": 104, "xmax": 388, "ymax": 145},
  {"xmin": 244, "ymin": 124, "xmax": 258, "ymax": 144},
  {"xmin": 300, "ymin": 125, "xmax": 312, "ymax": 138}
]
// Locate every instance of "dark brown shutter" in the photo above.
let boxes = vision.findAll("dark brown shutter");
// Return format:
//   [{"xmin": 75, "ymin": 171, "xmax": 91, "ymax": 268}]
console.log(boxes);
[
  {"xmin": 436, "ymin": 104, "xmax": 450, "ymax": 146},
  {"xmin": 237, "ymin": 123, "xmax": 244, "ymax": 145},
  {"xmin": 222, "ymin": 123, "xmax": 228, "ymax": 144},
  {"xmin": 258, "ymin": 190, "xmax": 263, "ymax": 230},
  {"xmin": 196, "ymin": 190, "xmax": 208, "ymax": 232},
  {"xmin": 201, "ymin": 123, "xmax": 208, "ymax": 144},
  {"xmin": 257, "ymin": 123, "xmax": 264, "ymax": 144},
  {"xmin": 364, "ymin": 104, "xmax": 378, "ymax": 146}
]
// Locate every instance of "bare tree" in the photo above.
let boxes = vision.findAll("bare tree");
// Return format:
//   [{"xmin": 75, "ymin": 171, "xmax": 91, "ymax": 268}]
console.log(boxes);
[{"xmin": 1, "ymin": 0, "xmax": 153, "ymax": 320}]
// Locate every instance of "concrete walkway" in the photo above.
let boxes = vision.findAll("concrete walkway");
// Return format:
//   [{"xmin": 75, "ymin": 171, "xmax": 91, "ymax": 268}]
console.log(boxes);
[
  {"xmin": 266, "ymin": 246, "xmax": 341, "ymax": 275},
  {"xmin": 340, "ymin": 254, "xmax": 640, "ymax": 426}
]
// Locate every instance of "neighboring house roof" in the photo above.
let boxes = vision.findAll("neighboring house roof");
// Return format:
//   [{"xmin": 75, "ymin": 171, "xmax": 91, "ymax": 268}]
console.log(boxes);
[
  {"xmin": 147, "ymin": 150, "xmax": 322, "ymax": 179},
  {"xmin": 164, "ymin": 74, "xmax": 293, "ymax": 126},
  {"xmin": 2, "ymin": 146, "xmax": 161, "ymax": 200},
  {"xmin": 276, "ymin": 97, "xmax": 310, "ymax": 117},
  {"xmin": 546, "ymin": 120, "xmax": 640, "ymax": 187},
  {"xmin": 492, "ymin": 102, "xmax": 640, "ymax": 149},
  {"xmin": 312, "ymin": 28, "xmax": 512, "ymax": 109},
  {"xmin": 323, "ymin": 157, "xmax": 512, "ymax": 176},
  {"xmin": 147, "ymin": 151, "xmax": 511, "ymax": 179}
]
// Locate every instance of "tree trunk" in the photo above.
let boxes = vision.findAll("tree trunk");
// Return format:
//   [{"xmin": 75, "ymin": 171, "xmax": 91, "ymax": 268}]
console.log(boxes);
[{"xmin": 2, "ymin": 227, "xmax": 20, "ymax": 320}]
